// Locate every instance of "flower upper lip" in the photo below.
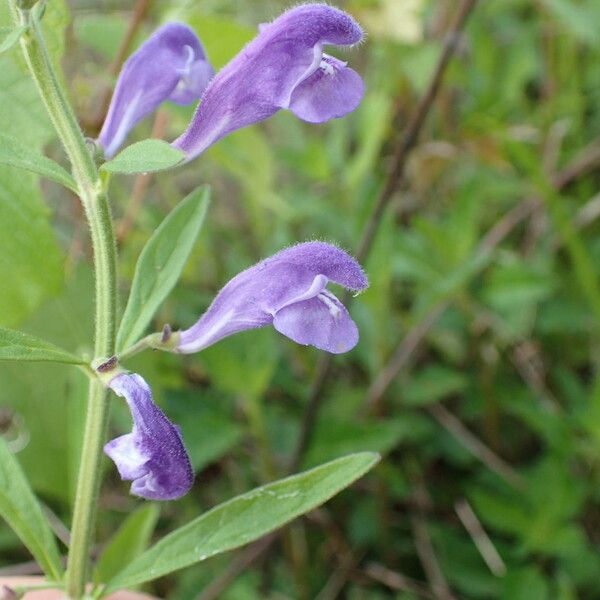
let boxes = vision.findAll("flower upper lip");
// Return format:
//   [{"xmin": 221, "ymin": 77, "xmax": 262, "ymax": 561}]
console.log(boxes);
[
  {"xmin": 176, "ymin": 241, "xmax": 368, "ymax": 355},
  {"xmin": 172, "ymin": 3, "xmax": 365, "ymax": 161},
  {"xmin": 97, "ymin": 22, "xmax": 214, "ymax": 158},
  {"xmin": 98, "ymin": 5, "xmax": 365, "ymax": 162}
]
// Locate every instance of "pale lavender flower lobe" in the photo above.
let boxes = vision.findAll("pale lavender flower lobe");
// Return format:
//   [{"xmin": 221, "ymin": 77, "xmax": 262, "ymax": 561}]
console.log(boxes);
[
  {"xmin": 177, "ymin": 242, "xmax": 368, "ymax": 354},
  {"xmin": 105, "ymin": 372, "xmax": 194, "ymax": 500},
  {"xmin": 98, "ymin": 23, "xmax": 213, "ymax": 158},
  {"xmin": 172, "ymin": 3, "xmax": 365, "ymax": 160}
]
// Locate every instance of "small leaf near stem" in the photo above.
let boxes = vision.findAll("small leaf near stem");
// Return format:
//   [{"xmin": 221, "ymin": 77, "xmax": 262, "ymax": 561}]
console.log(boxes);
[
  {"xmin": 116, "ymin": 186, "xmax": 209, "ymax": 352},
  {"xmin": 100, "ymin": 139, "xmax": 185, "ymax": 175},
  {"xmin": 0, "ymin": 24, "xmax": 27, "ymax": 54},
  {"xmin": 0, "ymin": 326, "xmax": 86, "ymax": 365}
]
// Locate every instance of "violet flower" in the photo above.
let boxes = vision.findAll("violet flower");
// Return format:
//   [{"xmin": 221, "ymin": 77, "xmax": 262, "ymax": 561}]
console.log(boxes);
[
  {"xmin": 105, "ymin": 372, "xmax": 193, "ymax": 500},
  {"xmin": 176, "ymin": 242, "xmax": 368, "ymax": 355},
  {"xmin": 98, "ymin": 23, "xmax": 213, "ymax": 158},
  {"xmin": 172, "ymin": 3, "xmax": 364, "ymax": 161}
]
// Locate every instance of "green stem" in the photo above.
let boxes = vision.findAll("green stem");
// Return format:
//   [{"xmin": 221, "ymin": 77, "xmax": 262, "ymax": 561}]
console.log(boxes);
[{"xmin": 9, "ymin": 3, "xmax": 118, "ymax": 597}]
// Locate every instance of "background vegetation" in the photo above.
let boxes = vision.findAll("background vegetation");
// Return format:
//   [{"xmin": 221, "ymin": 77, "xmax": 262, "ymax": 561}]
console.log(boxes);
[{"xmin": 1, "ymin": 0, "xmax": 600, "ymax": 598}]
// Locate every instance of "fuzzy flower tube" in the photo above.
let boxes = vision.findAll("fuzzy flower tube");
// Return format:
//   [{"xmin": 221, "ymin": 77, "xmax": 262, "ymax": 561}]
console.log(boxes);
[
  {"xmin": 107, "ymin": 243, "xmax": 367, "ymax": 501},
  {"xmin": 175, "ymin": 242, "xmax": 368, "ymax": 354},
  {"xmin": 105, "ymin": 372, "xmax": 194, "ymax": 500},
  {"xmin": 98, "ymin": 22, "xmax": 213, "ymax": 158},
  {"xmin": 171, "ymin": 3, "xmax": 365, "ymax": 160}
]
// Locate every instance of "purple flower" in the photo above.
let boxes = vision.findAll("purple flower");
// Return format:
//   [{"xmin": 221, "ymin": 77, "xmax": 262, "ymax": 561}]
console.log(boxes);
[
  {"xmin": 98, "ymin": 23, "xmax": 213, "ymax": 158},
  {"xmin": 105, "ymin": 372, "xmax": 193, "ymax": 500},
  {"xmin": 176, "ymin": 242, "xmax": 368, "ymax": 354},
  {"xmin": 172, "ymin": 4, "xmax": 364, "ymax": 161}
]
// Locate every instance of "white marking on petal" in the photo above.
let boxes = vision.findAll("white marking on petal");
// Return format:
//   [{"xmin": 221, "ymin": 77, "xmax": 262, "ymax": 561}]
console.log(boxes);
[
  {"xmin": 178, "ymin": 308, "xmax": 236, "ymax": 352},
  {"xmin": 278, "ymin": 274, "xmax": 329, "ymax": 311},
  {"xmin": 319, "ymin": 59, "xmax": 336, "ymax": 76},
  {"xmin": 282, "ymin": 42, "xmax": 324, "ymax": 108},
  {"xmin": 104, "ymin": 91, "xmax": 142, "ymax": 158},
  {"xmin": 173, "ymin": 45, "xmax": 196, "ymax": 96},
  {"xmin": 176, "ymin": 45, "xmax": 195, "ymax": 76},
  {"xmin": 317, "ymin": 291, "xmax": 342, "ymax": 318}
]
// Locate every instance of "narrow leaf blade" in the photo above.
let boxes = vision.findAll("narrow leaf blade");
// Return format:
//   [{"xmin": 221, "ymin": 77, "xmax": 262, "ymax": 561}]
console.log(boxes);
[
  {"xmin": 0, "ymin": 24, "xmax": 26, "ymax": 54},
  {"xmin": 0, "ymin": 133, "xmax": 77, "ymax": 192},
  {"xmin": 105, "ymin": 453, "xmax": 379, "ymax": 591},
  {"xmin": 0, "ymin": 326, "xmax": 85, "ymax": 364},
  {"xmin": 101, "ymin": 140, "xmax": 185, "ymax": 174},
  {"xmin": 0, "ymin": 437, "xmax": 64, "ymax": 580},
  {"xmin": 116, "ymin": 186, "xmax": 210, "ymax": 352},
  {"xmin": 95, "ymin": 504, "xmax": 160, "ymax": 584}
]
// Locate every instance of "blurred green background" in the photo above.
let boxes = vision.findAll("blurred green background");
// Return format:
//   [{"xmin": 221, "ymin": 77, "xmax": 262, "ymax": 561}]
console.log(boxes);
[{"xmin": 2, "ymin": 0, "xmax": 600, "ymax": 597}]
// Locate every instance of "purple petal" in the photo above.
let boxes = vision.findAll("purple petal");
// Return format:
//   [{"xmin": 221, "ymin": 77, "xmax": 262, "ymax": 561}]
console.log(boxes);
[
  {"xmin": 105, "ymin": 373, "xmax": 194, "ymax": 500},
  {"xmin": 172, "ymin": 4, "xmax": 364, "ymax": 160},
  {"xmin": 98, "ymin": 23, "xmax": 213, "ymax": 158},
  {"xmin": 177, "ymin": 241, "xmax": 367, "ymax": 354},
  {"xmin": 289, "ymin": 55, "xmax": 364, "ymax": 123},
  {"xmin": 273, "ymin": 290, "xmax": 359, "ymax": 353}
]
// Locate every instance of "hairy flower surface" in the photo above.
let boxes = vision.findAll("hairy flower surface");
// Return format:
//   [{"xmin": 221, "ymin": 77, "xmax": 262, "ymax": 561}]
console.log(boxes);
[
  {"xmin": 177, "ymin": 242, "xmax": 368, "ymax": 354},
  {"xmin": 105, "ymin": 372, "xmax": 193, "ymax": 500},
  {"xmin": 172, "ymin": 3, "xmax": 364, "ymax": 160},
  {"xmin": 98, "ymin": 23, "xmax": 213, "ymax": 158}
]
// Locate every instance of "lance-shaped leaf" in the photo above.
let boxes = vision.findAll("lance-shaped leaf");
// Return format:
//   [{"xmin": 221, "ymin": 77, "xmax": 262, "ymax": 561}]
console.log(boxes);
[
  {"xmin": 172, "ymin": 4, "xmax": 365, "ymax": 162},
  {"xmin": 94, "ymin": 504, "xmax": 160, "ymax": 583},
  {"xmin": 104, "ymin": 452, "xmax": 379, "ymax": 592},
  {"xmin": 0, "ymin": 437, "xmax": 64, "ymax": 580},
  {"xmin": 0, "ymin": 24, "xmax": 27, "ymax": 54},
  {"xmin": 0, "ymin": 133, "xmax": 77, "ymax": 192},
  {"xmin": 100, "ymin": 139, "xmax": 186, "ymax": 175},
  {"xmin": 117, "ymin": 186, "xmax": 210, "ymax": 352},
  {"xmin": 0, "ymin": 326, "xmax": 85, "ymax": 364}
]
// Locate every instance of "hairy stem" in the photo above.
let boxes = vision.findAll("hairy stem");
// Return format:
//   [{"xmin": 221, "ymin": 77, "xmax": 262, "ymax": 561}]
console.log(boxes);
[{"xmin": 9, "ymin": 3, "xmax": 118, "ymax": 596}]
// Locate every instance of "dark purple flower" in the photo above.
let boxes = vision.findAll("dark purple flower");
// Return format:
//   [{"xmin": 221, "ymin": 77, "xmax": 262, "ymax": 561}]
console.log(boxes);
[
  {"xmin": 105, "ymin": 372, "xmax": 193, "ymax": 500},
  {"xmin": 176, "ymin": 242, "xmax": 368, "ymax": 354},
  {"xmin": 98, "ymin": 23, "xmax": 213, "ymax": 158},
  {"xmin": 172, "ymin": 4, "xmax": 364, "ymax": 161}
]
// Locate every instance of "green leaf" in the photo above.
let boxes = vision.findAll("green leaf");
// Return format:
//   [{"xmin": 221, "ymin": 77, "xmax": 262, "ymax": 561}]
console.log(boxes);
[
  {"xmin": 0, "ymin": 24, "xmax": 26, "ymax": 54},
  {"xmin": 403, "ymin": 364, "xmax": 469, "ymax": 407},
  {"xmin": 0, "ymin": 326, "xmax": 85, "ymax": 364},
  {"xmin": 0, "ymin": 133, "xmax": 76, "ymax": 191},
  {"xmin": 116, "ymin": 186, "xmax": 210, "ymax": 352},
  {"xmin": 0, "ymin": 268, "xmax": 93, "ymax": 502},
  {"xmin": 183, "ymin": 13, "xmax": 255, "ymax": 69},
  {"xmin": 0, "ymin": 4, "xmax": 67, "ymax": 326},
  {"xmin": 101, "ymin": 140, "xmax": 185, "ymax": 174},
  {"xmin": 105, "ymin": 453, "xmax": 379, "ymax": 591},
  {"xmin": 303, "ymin": 419, "xmax": 410, "ymax": 468},
  {"xmin": 0, "ymin": 436, "xmax": 63, "ymax": 580},
  {"xmin": 95, "ymin": 504, "xmax": 160, "ymax": 584}
]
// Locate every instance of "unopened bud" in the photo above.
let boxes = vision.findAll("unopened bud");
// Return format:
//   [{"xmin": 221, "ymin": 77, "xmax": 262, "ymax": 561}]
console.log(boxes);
[{"xmin": 161, "ymin": 323, "xmax": 172, "ymax": 343}]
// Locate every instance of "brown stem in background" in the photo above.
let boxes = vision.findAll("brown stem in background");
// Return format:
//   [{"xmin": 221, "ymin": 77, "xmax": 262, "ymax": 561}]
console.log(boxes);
[
  {"xmin": 289, "ymin": 0, "xmax": 480, "ymax": 472},
  {"xmin": 454, "ymin": 498, "xmax": 506, "ymax": 577},
  {"xmin": 83, "ymin": 0, "xmax": 152, "ymax": 133},
  {"xmin": 363, "ymin": 563, "xmax": 436, "ymax": 599},
  {"xmin": 116, "ymin": 110, "xmax": 169, "ymax": 243},
  {"xmin": 195, "ymin": 535, "xmax": 276, "ymax": 600},
  {"xmin": 409, "ymin": 476, "xmax": 456, "ymax": 600},
  {"xmin": 365, "ymin": 135, "xmax": 600, "ymax": 412},
  {"xmin": 427, "ymin": 404, "xmax": 525, "ymax": 489}
]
